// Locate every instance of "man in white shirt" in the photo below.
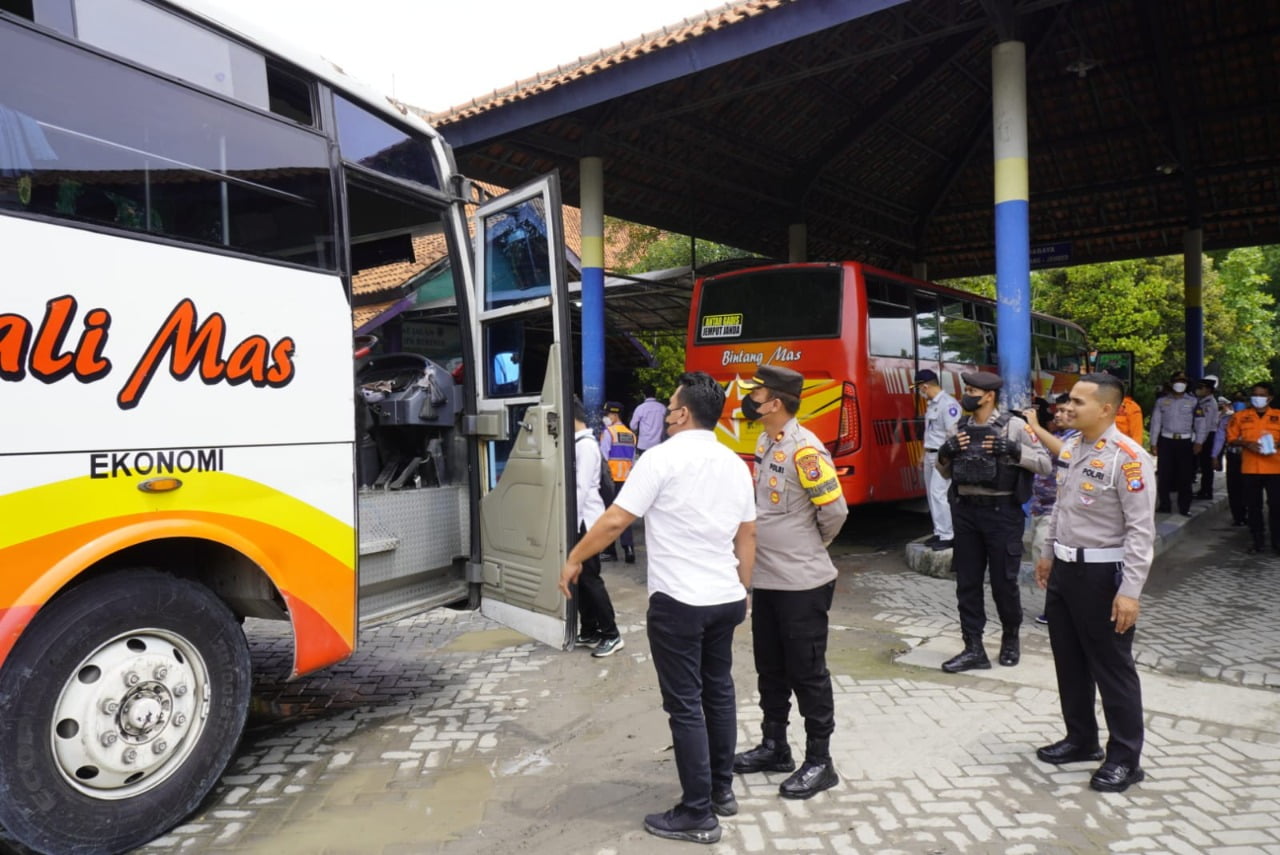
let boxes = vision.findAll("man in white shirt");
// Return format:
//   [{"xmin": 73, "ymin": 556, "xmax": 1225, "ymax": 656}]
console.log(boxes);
[
  {"xmin": 561, "ymin": 372, "xmax": 756, "ymax": 845},
  {"xmin": 572, "ymin": 401, "xmax": 622, "ymax": 657}
]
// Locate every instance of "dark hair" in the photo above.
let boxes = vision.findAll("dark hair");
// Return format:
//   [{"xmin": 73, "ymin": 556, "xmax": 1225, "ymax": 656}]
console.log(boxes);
[
  {"xmin": 643, "ymin": 385, "xmax": 657, "ymax": 399},
  {"xmin": 572, "ymin": 397, "xmax": 588, "ymax": 424},
  {"xmin": 1251, "ymin": 382, "xmax": 1274, "ymax": 395},
  {"xmin": 1079, "ymin": 372, "xmax": 1124, "ymax": 407},
  {"xmin": 776, "ymin": 391, "xmax": 801, "ymax": 415},
  {"xmin": 674, "ymin": 372, "xmax": 725, "ymax": 429}
]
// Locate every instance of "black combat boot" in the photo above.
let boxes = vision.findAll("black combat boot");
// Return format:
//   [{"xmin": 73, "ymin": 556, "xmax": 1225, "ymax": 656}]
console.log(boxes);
[
  {"xmin": 623, "ymin": 545, "xmax": 635, "ymax": 564},
  {"xmin": 779, "ymin": 737, "xmax": 839, "ymax": 799},
  {"xmin": 941, "ymin": 633, "xmax": 991, "ymax": 673},
  {"xmin": 733, "ymin": 721, "xmax": 795, "ymax": 773},
  {"xmin": 998, "ymin": 629, "xmax": 1020, "ymax": 666}
]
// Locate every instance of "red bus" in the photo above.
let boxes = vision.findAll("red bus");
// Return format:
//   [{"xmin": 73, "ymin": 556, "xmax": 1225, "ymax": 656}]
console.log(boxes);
[{"xmin": 685, "ymin": 261, "xmax": 1088, "ymax": 505}]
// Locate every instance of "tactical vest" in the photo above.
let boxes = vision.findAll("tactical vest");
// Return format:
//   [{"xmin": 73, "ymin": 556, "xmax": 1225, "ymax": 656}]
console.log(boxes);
[{"xmin": 951, "ymin": 413, "xmax": 1031, "ymax": 500}]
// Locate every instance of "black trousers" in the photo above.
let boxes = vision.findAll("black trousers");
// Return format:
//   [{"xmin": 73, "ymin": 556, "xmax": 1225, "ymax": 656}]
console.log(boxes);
[
  {"xmin": 647, "ymin": 592, "xmax": 746, "ymax": 818},
  {"xmin": 1244, "ymin": 473, "xmax": 1280, "ymax": 549},
  {"xmin": 750, "ymin": 583, "xmax": 836, "ymax": 740},
  {"xmin": 1226, "ymin": 452, "xmax": 1247, "ymax": 524},
  {"xmin": 575, "ymin": 524, "xmax": 618, "ymax": 638},
  {"xmin": 1045, "ymin": 557, "xmax": 1143, "ymax": 767},
  {"xmin": 1155, "ymin": 436, "xmax": 1195, "ymax": 513},
  {"xmin": 951, "ymin": 499, "xmax": 1024, "ymax": 637},
  {"xmin": 602, "ymin": 483, "xmax": 634, "ymax": 554},
  {"xmin": 1196, "ymin": 432, "xmax": 1216, "ymax": 496}
]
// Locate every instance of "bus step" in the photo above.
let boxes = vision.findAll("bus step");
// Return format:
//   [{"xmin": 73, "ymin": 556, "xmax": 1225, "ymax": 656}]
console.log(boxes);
[{"xmin": 359, "ymin": 536, "xmax": 400, "ymax": 556}]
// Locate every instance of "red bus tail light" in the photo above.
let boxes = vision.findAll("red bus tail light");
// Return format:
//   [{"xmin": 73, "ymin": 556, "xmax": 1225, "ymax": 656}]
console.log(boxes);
[{"xmin": 833, "ymin": 381, "xmax": 861, "ymax": 456}]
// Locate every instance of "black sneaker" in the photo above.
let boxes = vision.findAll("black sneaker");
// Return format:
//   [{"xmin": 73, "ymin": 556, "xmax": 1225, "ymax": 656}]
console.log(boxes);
[
  {"xmin": 643, "ymin": 805, "xmax": 721, "ymax": 844},
  {"xmin": 574, "ymin": 632, "xmax": 602, "ymax": 648},
  {"xmin": 592, "ymin": 636, "xmax": 625, "ymax": 658},
  {"xmin": 1034, "ymin": 613, "xmax": 1048, "ymax": 625},
  {"xmin": 711, "ymin": 789, "xmax": 737, "ymax": 817}
]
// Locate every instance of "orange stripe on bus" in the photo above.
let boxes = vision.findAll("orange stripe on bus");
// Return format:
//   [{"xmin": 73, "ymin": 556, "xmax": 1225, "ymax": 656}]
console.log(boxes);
[{"xmin": 0, "ymin": 512, "xmax": 354, "ymax": 675}]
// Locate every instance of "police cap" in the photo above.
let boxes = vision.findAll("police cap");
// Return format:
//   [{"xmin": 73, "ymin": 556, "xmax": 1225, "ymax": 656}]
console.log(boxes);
[
  {"xmin": 913, "ymin": 368, "xmax": 938, "ymax": 385},
  {"xmin": 740, "ymin": 364, "xmax": 803, "ymax": 398},
  {"xmin": 604, "ymin": 401, "xmax": 623, "ymax": 414},
  {"xmin": 960, "ymin": 371, "xmax": 1003, "ymax": 392},
  {"xmin": 1193, "ymin": 377, "xmax": 1214, "ymax": 390}
]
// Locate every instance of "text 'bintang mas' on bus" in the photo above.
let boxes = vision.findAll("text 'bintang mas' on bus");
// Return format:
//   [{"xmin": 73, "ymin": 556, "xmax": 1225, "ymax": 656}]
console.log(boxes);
[
  {"xmin": 0, "ymin": 2, "xmax": 581, "ymax": 852},
  {"xmin": 684, "ymin": 261, "xmax": 1088, "ymax": 506}
]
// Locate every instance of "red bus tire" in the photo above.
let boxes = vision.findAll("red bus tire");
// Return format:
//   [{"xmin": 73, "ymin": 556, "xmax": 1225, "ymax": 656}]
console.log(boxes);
[{"xmin": 0, "ymin": 569, "xmax": 251, "ymax": 855}]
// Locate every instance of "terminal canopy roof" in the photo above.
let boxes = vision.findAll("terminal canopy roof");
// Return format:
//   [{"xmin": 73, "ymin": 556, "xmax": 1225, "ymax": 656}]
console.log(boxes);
[{"xmin": 429, "ymin": 0, "xmax": 1280, "ymax": 280}]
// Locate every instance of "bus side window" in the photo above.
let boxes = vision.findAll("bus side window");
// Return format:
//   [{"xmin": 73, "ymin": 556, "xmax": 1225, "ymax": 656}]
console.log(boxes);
[{"xmin": 914, "ymin": 293, "xmax": 940, "ymax": 361}]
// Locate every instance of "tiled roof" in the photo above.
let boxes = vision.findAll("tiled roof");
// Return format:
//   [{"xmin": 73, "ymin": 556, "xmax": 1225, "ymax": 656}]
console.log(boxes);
[{"xmin": 427, "ymin": 0, "xmax": 789, "ymax": 125}]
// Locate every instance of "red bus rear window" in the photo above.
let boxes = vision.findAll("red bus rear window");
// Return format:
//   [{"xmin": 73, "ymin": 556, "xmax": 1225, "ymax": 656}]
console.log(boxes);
[{"xmin": 695, "ymin": 268, "xmax": 841, "ymax": 344}]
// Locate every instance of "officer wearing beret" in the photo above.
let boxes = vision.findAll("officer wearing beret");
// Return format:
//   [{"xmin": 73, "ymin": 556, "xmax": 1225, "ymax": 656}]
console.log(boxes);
[
  {"xmin": 935, "ymin": 371, "xmax": 1052, "ymax": 672},
  {"xmin": 1034, "ymin": 372, "xmax": 1156, "ymax": 793},
  {"xmin": 732, "ymin": 364, "xmax": 849, "ymax": 800},
  {"xmin": 914, "ymin": 368, "xmax": 961, "ymax": 550}
]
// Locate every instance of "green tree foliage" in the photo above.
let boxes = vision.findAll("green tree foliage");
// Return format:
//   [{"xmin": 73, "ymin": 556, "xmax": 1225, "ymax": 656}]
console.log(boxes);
[
  {"xmin": 606, "ymin": 217, "xmax": 757, "ymax": 275},
  {"xmin": 632, "ymin": 332, "xmax": 686, "ymax": 400}
]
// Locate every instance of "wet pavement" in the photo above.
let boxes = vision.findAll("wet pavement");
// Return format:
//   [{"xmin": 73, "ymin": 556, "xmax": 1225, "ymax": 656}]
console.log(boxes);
[{"xmin": 4, "ymin": 499, "xmax": 1279, "ymax": 854}]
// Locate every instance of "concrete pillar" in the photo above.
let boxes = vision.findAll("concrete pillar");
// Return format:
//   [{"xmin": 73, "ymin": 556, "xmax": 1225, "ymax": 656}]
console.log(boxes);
[
  {"xmin": 579, "ymin": 156, "xmax": 605, "ymax": 421},
  {"xmin": 1184, "ymin": 227, "xmax": 1203, "ymax": 377},
  {"xmin": 788, "ymin": 223, "xmax": 807, "ymax": 263},
  {"xmin": 992, "ymin": 41, "xmax": 1031, "ymax": 409}
]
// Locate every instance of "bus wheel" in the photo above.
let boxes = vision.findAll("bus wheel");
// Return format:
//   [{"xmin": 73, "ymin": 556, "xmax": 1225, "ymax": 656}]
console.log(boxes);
[{"xmin": 0, "ymin": 569, "xmax": 251, "ymax": 855}]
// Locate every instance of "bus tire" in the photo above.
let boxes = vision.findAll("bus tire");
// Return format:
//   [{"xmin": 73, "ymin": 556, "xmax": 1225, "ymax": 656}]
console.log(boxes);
[{"xmin": 0, "ymin": 568, "xmax": 251, "ymax": 855}]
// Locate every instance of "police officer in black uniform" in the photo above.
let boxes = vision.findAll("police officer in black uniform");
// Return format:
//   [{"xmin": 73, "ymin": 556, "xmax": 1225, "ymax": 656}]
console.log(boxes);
[{"xmin": 936, "ymin": 372, "xmax": 1052, "ymax": 672}]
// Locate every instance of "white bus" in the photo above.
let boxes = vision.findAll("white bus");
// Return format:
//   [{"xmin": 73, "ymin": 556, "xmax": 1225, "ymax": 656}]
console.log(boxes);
[{"xmin": 0, "ymin": 2, "xmax": 576, "ymax": 852}]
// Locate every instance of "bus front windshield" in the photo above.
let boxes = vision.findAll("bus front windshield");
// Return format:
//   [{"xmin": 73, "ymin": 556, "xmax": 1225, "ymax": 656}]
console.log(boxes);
[{"xmin": 695, "ymin": 267, "xmax": 842, "ymax": 344}]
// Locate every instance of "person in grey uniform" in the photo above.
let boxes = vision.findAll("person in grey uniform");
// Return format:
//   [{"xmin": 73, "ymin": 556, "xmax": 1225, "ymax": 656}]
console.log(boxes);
[
  {"xmin": 732, "ymin": 364, "xmax": 849, "ymax": 800},
  {"xmin": 935, "ymin": 371, "xmax": 1052, "ymax": 672},
  {"xmin": 1034, "ymin": 372, "xmax": 1156, "ymax": 793},
  {"xmin": 915, "ymin": 368, "xmax": 961, "ymax": 550},
  {"xmin": 1191, "ymin": 377, "xmax": 1219, "ymax": 499},
  {"xmin": 1149, "ymin": 370, "xmax": 1197, "ymax": 515}
]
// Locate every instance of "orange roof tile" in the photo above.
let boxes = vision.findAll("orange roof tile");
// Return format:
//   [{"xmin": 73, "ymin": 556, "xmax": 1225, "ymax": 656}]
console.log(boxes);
[{"xmin": 427, "ymin": 0, "xmax": 789, "ymax": 125}]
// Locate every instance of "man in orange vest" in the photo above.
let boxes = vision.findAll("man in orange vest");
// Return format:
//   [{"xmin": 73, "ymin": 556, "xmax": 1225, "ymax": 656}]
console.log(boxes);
[
  {"xmin": 1104, "ymin": 369, "xmax": 1144, "ymax": 447},
  {"xmin": 600, "ymin": 401, "xmax": 638, "ymax": 563},
  {"xmin": 1225, "ymin": 382, "xmax": 1280, "ymax": 554}
]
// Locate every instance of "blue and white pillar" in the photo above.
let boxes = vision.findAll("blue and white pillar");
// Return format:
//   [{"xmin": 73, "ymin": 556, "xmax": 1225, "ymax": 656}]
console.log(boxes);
[
  {"xmin": 1184, "ymin": 227, "xmax": 1204, "ymax": 377},
  {"xmin": 579, "ymin": 156, "xmax": 605, "ymax": 421},
  {"xmin": 992, "ymin": 41, "xmax": 1032, "ymax": 409}
]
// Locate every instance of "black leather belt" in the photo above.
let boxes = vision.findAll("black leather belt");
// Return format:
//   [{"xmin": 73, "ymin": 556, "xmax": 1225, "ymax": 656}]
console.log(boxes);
[
  {"xmin": 924, "ymin": 447, "xmax": 939, "ymax": 453},
  {"xmin": 956, "ymin": 493, "xmax": 1016, "ymax": 506}
]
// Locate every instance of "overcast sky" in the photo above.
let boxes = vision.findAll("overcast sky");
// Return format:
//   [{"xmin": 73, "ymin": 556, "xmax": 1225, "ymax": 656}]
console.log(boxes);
[{"xmin": 212, "ymin": 0, "xmax": 724, "ymax": 112}]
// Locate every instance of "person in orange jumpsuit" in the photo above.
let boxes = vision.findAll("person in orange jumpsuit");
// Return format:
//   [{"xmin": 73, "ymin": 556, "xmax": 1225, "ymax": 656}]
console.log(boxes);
[{"xmin": 1225, "ymin": 382, "xmax": 1280, "ymax": 554}]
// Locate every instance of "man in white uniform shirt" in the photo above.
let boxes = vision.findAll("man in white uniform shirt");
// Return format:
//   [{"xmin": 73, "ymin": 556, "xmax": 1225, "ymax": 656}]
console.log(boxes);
[
  {"xmin": 914, "ymin": 368, "xmax": 961, "ymax": 550},
  {"xmin": 561, "ymin": 372, "xmax": 756, "ymax": 845},
  {"xmin": 571, "ymin": 401, "xmax": 622, "ymax": 657}
]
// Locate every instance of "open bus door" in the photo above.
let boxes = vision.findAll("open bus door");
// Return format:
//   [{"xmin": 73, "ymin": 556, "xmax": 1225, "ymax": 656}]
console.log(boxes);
[{"xmin": 467, "ymin": 174, "xmax": 575, "ymax": 650}]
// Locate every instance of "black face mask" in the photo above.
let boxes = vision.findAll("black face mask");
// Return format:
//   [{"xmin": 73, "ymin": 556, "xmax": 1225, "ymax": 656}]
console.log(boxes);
[
  {"xmin": 960, "ymin": 394, "xmax": 983, "ymax": 412},
  {"xmin": 741, "ymin": 395, "xmax": 768, "ymax": 422}
]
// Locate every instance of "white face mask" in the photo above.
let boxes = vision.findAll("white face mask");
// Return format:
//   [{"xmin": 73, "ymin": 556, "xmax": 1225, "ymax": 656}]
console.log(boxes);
[
  {"xmin": 1171, "ymin": 382, "xmax": 1187, "ymax": 394},
  {"xmin": 1252, "ymin": 396, "xmax": 1270, "ymax": 410}
]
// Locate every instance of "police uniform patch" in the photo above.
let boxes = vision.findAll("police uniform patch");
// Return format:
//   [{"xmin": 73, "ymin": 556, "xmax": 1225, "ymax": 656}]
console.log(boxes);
[
  {"xmin": 768, "ymin": 476, "xmax": 778, "ymax": 488},
  {"xmin": 1122, "ymin": 460, "xmax": 1145, "ymax": 492},
  {"xmin": 1078, "ymin": 493, "xmax": 1095, "ymax": 505},
  {"xmin": 1024, "ymin": 425, "xmax": 1040, "ymax": 444},
  {"xmin": 770, "ymin": 491, "xmax": 781, "ymax": 504},
  {"xmin": 794, "ymin": 447, "xmax": 841, "ymax": 506},
  {"xmin": 773, "ymin": 451, "xmax": 786, "ymax": 463},
  {"xmin": 948, "ymin": 406, "xmax": 959, "ymax": 418},
  {"xmin": 1061, "ymin": 449, "xmax": 1072, "ymax": 460},
  {"xmin": 1093, "ymin": 439, "xmax": 1107, "ymax": 450},
  {"xmin": 1081, "ymin": 481, "xmax": 1095, "ymax": 492},
  {"xmin": 1090, "ymin": 459, "xmax": 1105, "ymax": 469}
]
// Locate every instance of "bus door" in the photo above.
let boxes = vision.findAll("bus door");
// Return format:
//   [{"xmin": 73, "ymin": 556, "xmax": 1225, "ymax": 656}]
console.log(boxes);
[{"xmin": 467, "ymin": 175, "xmax": 575, "ymax": 649}]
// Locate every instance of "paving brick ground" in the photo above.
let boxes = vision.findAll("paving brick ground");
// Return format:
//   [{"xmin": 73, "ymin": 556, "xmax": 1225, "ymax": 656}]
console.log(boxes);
[{"xmin": 4, "ymin": 505, "xmax": 1278, "ymax": 855}]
